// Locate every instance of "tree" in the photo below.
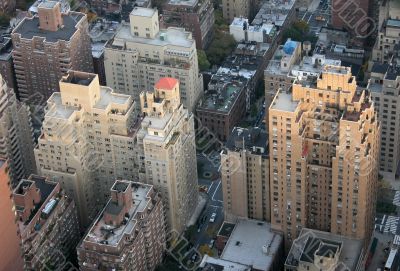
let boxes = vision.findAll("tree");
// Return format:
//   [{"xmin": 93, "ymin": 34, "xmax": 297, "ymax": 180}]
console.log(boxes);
[
  {"xmin": 206, "ymin": 31, "xmax": 236, "ymax": 66},
  {"xmin": 197, "ymin": 50, "xmax": 211, "ymax": 71},
  {"xmin": 0, "ymin": 13, "xmax": 10, "ymax": 27},
  {"xmin": 199, "ymin": 244, "xmax": 214, "ymax": 256}
]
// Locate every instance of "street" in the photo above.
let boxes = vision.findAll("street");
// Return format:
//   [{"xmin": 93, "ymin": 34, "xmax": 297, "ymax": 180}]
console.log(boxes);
[{"xmin": 298, "ymin": 0, "xmax": 330, "ymax": 35}]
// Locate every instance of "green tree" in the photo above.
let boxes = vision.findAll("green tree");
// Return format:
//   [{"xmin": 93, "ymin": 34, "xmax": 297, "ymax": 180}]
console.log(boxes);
[
  {"xmin": 206, "ymin": 31, "xmax": 236, "ymax": 66},
  {"xmin": 0, "ymin": 13, "xmax": 10, "ymax": 27},
  {"xmin": 197, "ymin": 50, "xmax": 211, "ymax": 71}
]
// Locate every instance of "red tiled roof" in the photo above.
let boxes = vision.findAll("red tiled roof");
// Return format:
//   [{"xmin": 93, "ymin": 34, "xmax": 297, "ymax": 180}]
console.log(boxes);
[{"xmin": 155, "ymin": 77, "xmax": 178, "ymax": 90}]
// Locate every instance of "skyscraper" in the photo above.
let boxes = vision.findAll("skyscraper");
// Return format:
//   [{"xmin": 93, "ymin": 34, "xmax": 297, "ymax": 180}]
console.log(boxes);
[
  {"xmin": 34, "ymin": 71, "xmax": 141, "ymax": 227},
  {"xmin": 0, "ymin": 159, "xmax": 24, "ymax": 271},
  {"xmin": 221, "ymin": 127, "xmax": 270, "ymax": 222},
  {"xmin": 269, "ymin": 65, "xmax": 380, "ymax": 248},
  {"xmin": 77, "ymin": 180, "xmax": 165, "ymax": 271},
  {"xmin": 11, "ymin": 1, "xmax": 92, "ymax": 104},
  {"xmin": 104, "ymin": 7, "xmax": 203, "ymax": 112},
  {"xmin": 138, "ymin": 77, "xmax": 198, "ymax": 233},
  {"xmin": 0, "ymin": 74, "xmax": 36, "ymax": 186}
]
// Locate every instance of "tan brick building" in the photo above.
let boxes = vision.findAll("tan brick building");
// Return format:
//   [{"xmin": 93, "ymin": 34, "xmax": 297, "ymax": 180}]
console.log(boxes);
[
  {"xmin": 105, "ymin": 7, "xmax": 203, "ymax": 112},
  {"xmin": 13, "ymin": 175, "xmax": 80, "ymax": 271},
  {"xmin": 221, "ymin": 127, "xmax": 270, "ymax": 222},
  {"xmin": 77, "ymin": 180, "xmax": 165, "ymax": 271},
  {"xmin": 269, "ymin": 65, "xmax": 380, "ymax": 248},
  {"xmin": 138, "ymin": 77, "xmax": 198, "ymax": 233},
  {"xmin": 11, "ymin": 1, "xmax": 92, "ymax": 103},
  {"xmin": 0, "ymin": 159, "xmax": 24, "ymax": 271},
  {"xmin": 0, "ymin": 73, "xmax": 36, "ymax": 186},
  {"xmin": 34, "ymin": 71, "xmax": 141, "ymax": 227}
]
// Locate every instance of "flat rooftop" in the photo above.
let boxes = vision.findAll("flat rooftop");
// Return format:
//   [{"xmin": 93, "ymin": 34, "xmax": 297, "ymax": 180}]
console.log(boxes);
[
  {"xmin": 167, "ymin": 0, "xmax": 198, "ymax": 7},
  {"xmin": 199, "ymin": 255, "xmax": 250, "ymax": 271},
  {"xmin": 217, "ymin": 222, "xmax": 236, "ymax": 238},
  {"xmin": 220, "ymin": 219, "xmax": 282, "ymax": 271},
  {"xmin": 130, "ymin": 7, "xmax": 156, "ymax": 17},
  {"xmin": 111, "ymin": 23, "xmax": 193, "ymax": 49},
  {"xmin": 83, "ymin": 182, "xmax": 152, "ymax": 246},
  {"xmin": 13, "ymin": 12, "xmax": 84, "ymax": 42},
  {"xmin": 39, "ymin": 1, "xmax": 58, "ymax": 8},
  {"xmin": 226, "ymin": 127, "xmax": 268, "ymax": 154},
  {"xmin": 252, "ymin": 0, "xmax": 295, "ymax": 27},
  {"xmin": 285, "ymin": 228, "xmax": 364, "ymax": 270},
  {"xmin": 271, "ymin": 91, "xmax": 298, "ymax": 112}
]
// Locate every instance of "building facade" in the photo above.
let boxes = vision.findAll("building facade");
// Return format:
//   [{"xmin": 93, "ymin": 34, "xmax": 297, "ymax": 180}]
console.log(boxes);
[
  {"xmin": 0, "ymin": 159, "xmax": 24, "ymax": 271},
  {"xmin": 11, "ymin": 1, "xmax": 92, "ymax": 104},
  {"xmin": 269, "ymin": 65, "xmax": 380, "ymax": 248},
  {"xmin": 34, "ymin": 71, "xmax": 141, "ymax": 227},
  {"xmin": 221, "ymin": 127, "xmax": 270, "ymax": 222},
  {"xmin": 104, "ymin": 7, "xmax": 203, "ymax": 113},
  {"xmin": 0, "ymin": 74, "xmax": 36, "ymax": 186},
  {"xmin": 0, "ymin": 37, "xmax": 17, "ymax": 92},
  {"xmin": 162, "ymin": 0, "xmax": 215, "ymax": 49},
  {"xmin": 77, "ymin": 180, "xmax": 165, "ymax": 271},
  {"xmin": 222, "ymin": 0, "xmax": 259, "ymax": 23},
  {"xmin": 13, "ymin": 175, "xmax": 80, "ymax": 271},
  {"xmin": 138, "ymin": 77, "xmax": 198, "ymax": 233}
]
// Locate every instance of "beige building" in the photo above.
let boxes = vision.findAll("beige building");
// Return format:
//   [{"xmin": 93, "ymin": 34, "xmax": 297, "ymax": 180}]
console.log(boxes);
[
  {"xmin": 368, "ymin": 49, "xmax": 400, "ymax": 180},
  {"xmin": 77, "ymin": 180, "xmax": 165, "ymax": 271},
  {"xmin": 221, "ymin": 127, "xmax": 270, "ymax": 223},
  {"xmin": 11, "ymin": 1, "xmax": 92, "ymax": 103},
  {"xmin": 222, "ymin": 0, "xmax": 259, "ymax": 23},
  {"xmin": 13, "ymin": 175, "xmax": 80, "ymax": 271},
  {"xmin": 138, "ymin": 77, "xmax": 198, "ymax": 233},
  {"xmin": 104, "ymin": 7, "xmax": 203, "ymax": 112},
  {"xmin": 34, "ymin": 71, "xmax": 141, "ymax": 227},
  {"xmin": 0, "ymin": 74, "xmax": 36, "ymax": 186},
  {"xmin": 269, "ymin": 65, "xmax": 380, "ymax": 248}
]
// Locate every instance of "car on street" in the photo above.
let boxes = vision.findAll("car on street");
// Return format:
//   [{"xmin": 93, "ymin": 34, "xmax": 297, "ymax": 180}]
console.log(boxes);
[
  {"xmin": 209, "ymin": 212, "xmax": 217, "ymax": 223},
  {"xmin": 209, "ymin": 239, "xmax": 215, "ymax": 248}
]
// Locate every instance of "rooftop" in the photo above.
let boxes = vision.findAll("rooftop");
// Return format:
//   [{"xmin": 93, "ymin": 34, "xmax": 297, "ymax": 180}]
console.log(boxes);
[
  {"xmin": 199, "ymin": 255, "xmax": 251, "ymax": 271},
  {"xmin": 13, "ymin": 12, "xmax": 84, "ymax": 42},
  {"xmin": 217, "ymin": 222, "xmax": 236, "ymax": 238},
  {"xmin": 130, "ymin": 7, "xmax": 156, "ymax": 17},
  {"xmin": 155, "ymin": 77, "xmax": 178, "ymax": 90},
  {"xmin": 285, "ymin": 228, "xmax": 364, "ymax": 270},
  {"xmin": 83, "ymin": 182, "xmax": 153, "ymax": 246},
  {"xmin": 225, "ymin": 127, "xmax": 268, "ymax": 154},
  {"xmin": 252, "ymin": 0, "xmax": 295, "ymax": 27},
  {"xmin": 0, "ymin": 37, "xmax": 12, "ymax": 61},
  {"xmin": 29, "ymin": 0, "xmax": 70, "ymax": 14},
  {"xmin": 111, "ymin": 23, "xmax": 193, "ymax": 48},
  {"xmin": 387, "ymin": 19, "xmax": 400, "ymax": 28},
  {"xmin": 271, "ymin": 91, "xmax": 298, "ymax": 112},
  {"xmin": 197, "ymin": 74, "xmax": 247, "ymax": 113},
  {"xmin": 220, "ymin": 219, "xmax": 283, "ymax": 271},
  {"xmin": 167, "ymin": 0, "xmax": 198, "ymax": 7}
]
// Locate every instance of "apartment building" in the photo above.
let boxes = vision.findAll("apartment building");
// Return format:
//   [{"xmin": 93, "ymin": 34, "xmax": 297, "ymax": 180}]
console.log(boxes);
[
  {"xmin": 222, "ymin": 0, "xmax": 258, "ymax": 23},
  {"xmin": 77, "ymin": 180, "xmax": 165, "ymax": 271},
  {"xmin": 137, "ymin": 77, "xmax": 198, "ymax": 233},
  {"xmin": 105, "ymin": 7, "xmax": 203, "ymax": 113},
  {"xmin": 269, "ymin": 65, "xmax": 380, "ymax": 248},
  {"xmin": 34, "ymin": 71, "xmax": 141, "ymax": 227},
  {"xmin": 0, "ymin": 74, "xmax": 36, "ymax": 186},
  {"xmin": 0, "ymin": 37, "xmax": 16, "ymax": 91},
  {"xmin": 0, "ymin": 159, "xmax": 24, "ymax": 271},
  {"xmin": 13, "ymin": 175, "xmax": 80, "ymax": 271},
  {"xmin": 162, "ymin": 0, "xmax": 215, "ymax": 49},
  {"xmin": 221, "ymin": 127, "xmax": 270, "ymax": 222},
  {"xmin": 368, "ymin": 49, "xmax": 400, "ymax": 180},
  {"xmin": 196, "ymin": 74, "xmax": 248, "ymax": 142},
  {"xmin": 11, "ymin": 1, "xmax": 92, "ymax": 104},
  {"xmin": 285, "ymin": 228, "xmax": 365, "ymax": 271}
]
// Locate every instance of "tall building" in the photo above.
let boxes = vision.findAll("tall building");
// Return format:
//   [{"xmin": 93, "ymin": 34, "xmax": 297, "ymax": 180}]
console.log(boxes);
[
  {"xmin": 368, "ymin": 48, "xmax": 400, "ymax": 180},
  {"xmin": 34, "ymin": 71, "xmax": 141, "ymax": 227},
  {"xmin": 138, "ymin": 77, "xmax": 198, "ymax": 233},
  {"xmin": 221, "ymin": 127, "xmax": 270, "ymax": 222},
  {"xmin": 104, "ymin": 7, "xmax": 203, "ymax": 113},
  {"xmin": 0, "ymin": 74, "xmax": 36, "ymax": 186},
  {"xmin": 162, "ymin": 0, "xmax": 215, "ymax": 49},
  {"xmin": 77, "ymin": 180, "xmax": 165, "ymax": 271},
  {"xmin": 11, "ymin": 1, "xmax": 92, "ymax": 104},
  {"xmin": 0, "ymin": 159, "xmax": 24, "ymax": 271},
  {"xmin": 331, "ymin": 0, "xmax": 372, "ymax": 42},
  {"xmin": 13, "ymin": 175, "xmax": 80, "ymax": 271},
  {"xmin": 222, "ymin": 0, "xmax": 258, "ymax": 23},
  {"xmin": 0, "ymin": 37, "xmax": 17, "ymax": 91},
  {"xmin": 269, "ymin": 65, "xmax": 380, "ymax": 248}
]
